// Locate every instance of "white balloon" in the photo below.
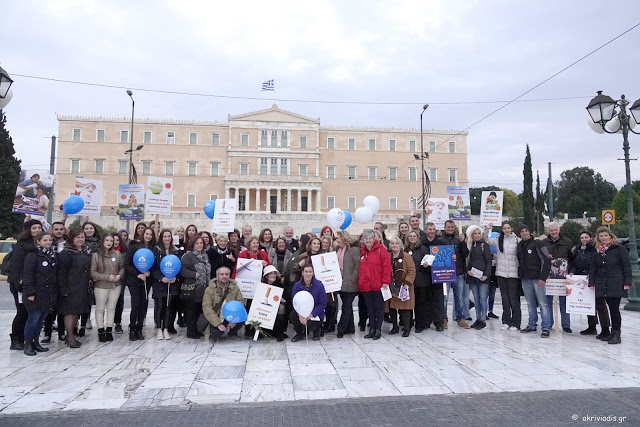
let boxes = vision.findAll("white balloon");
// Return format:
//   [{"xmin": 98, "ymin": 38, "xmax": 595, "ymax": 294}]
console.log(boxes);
[
  {"xmin": 354, "ymin": 206, "xmax": 374, "ymax": 224},
  {"xmin": 293, "ymin": 290, "xmax": 315, "ymax": 318},
  {"xmin": 605, "ymin": 116, "xmax": 622, "ymax": 134},
  {"xmin": 586, "ymin": 114, "xmax": 605, "ymax": 134},
  {"xmin": 363, "ymin": 195, "xmax": 380, "ymax": 215},
  {"xmin": 326, "ymin": 208, "xmax": 345, "ymax": 229},
  {"xmin": 0, "ymin": 90, "xmax": 13, "ymax": 110}
]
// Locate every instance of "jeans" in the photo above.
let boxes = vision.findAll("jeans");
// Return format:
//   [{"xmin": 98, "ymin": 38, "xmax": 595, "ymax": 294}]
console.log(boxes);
[
  {"xmin": 445, "ymin": 275, "xmax": 468, "ymax": 321},
  {"xmin": 94, "ymin": 286, "xmax": 121, "ymax": 329},
  {"xmin": 468, "ymin": 277, "xmax": 489, "ymax": 321},
  {"xmin": 24, "ymin": 309, "xmax": 47, "ymax": 341},
  {"xmin": 498, "ymin": 277, "xmax": 521, "ymax": 328},
  {"xmin": 363, "ymin": 291, "xmax": 384, "ymax": 330},
  {"xmin": 521, "ymin": 279, "xmax": 551, "ymax": 330},
  {"xmin": 546, "ymin": 295, "xmax": 571, "ymax": 329},
  {"xmin": 338, "ymin": 291, "xmax": 357, "ymax": 334},
  {"xmin": 128, "ymin": 284, "xmax": 150, "ymax": 329}
]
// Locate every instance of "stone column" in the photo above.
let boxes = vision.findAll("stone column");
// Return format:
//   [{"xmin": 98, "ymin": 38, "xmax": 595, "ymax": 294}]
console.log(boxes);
[
  {"xmin": 276, "ymin": 188, "xmax": 281, "ymax": 213},
  {"xmin": 225, "ymin": 186, "xmax": 230, "ymax": 200},
  {"xmin": 297, "ymin": 188, "xmax": 302, "ymax": 212},
  {"xmin": 245, "ymin": 187, "xmax": 251, "ymax": 212},
  {"xmin": 286, "ymin": 188, "xmax": 292, "ymax": 212},
  {"xmin": 256, "ymin": 187, "xmax": 261, "ymax": 212},
  {"xmin": 316, "ymin": 189, "xmax": 322, "ymax": 213}
]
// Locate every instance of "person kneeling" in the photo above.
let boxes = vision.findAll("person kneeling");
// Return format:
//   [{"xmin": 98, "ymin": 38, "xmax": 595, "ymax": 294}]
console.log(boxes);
[
  {"xmin": 201, "ymin": 266, "xmax": 246, "ymax": 342},
  {"xmin": 290, "ymin": 264, "xmax": 327, "ymax": 342}
]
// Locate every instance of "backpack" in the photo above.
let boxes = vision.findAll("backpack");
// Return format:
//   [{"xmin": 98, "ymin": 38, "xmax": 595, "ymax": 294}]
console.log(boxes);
[{"xmin": 1, "ymin": 250, "xmax": 13, "ymax": 276}]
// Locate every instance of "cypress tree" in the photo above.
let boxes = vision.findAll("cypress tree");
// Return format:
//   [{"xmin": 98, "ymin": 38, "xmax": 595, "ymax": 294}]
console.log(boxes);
[
  {"xmin": 536, "ymin": 170, "xmax": 545, "ymax": 235},
  {"xmin": 523, "ymin": 144, "xmax": 535, "ymax": 229},
  {"xmin": 0, "ymin": 111, "xmax": 24, "ymax": 238}
]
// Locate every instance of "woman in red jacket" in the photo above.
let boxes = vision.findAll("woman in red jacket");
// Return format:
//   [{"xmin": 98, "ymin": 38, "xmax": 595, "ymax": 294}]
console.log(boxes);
[
  {"xmin": 358, "ymin": 229, "xmax": 392, "ymax": 340},
  {"xmin": 234, "ymin": 235, "xmax": 271, "ymax": 336}
]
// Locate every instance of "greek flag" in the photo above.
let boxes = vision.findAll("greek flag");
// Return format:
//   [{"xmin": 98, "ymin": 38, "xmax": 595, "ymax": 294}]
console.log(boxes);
[{"xmin": 262, "ymin": 79, "xmax": 274, "ymax": 91}]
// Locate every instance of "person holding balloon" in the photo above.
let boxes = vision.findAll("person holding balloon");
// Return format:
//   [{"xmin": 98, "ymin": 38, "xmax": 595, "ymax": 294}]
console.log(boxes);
[
  {"xmin": 152, "ymin": 229, "xmax": 182, "ymax": 340},
  {"xmin": 202, "ymin": 266, "xmax": 246, "ymax": 342},
  {"xmin": 124, "ymin": 227, "xmax": 156, "ymax": 341},
  {"xmin": 358, "ymin": 229, "xmax": 392, "ymax": 340},
  {"xmin": 180, "ymin": 236, "xmax": 212, "ymax": 339},
  {"xmin": 291, "ymin": 264, "xmax": 327, "ymax": 342},
  {"xmin": 90, "ymin": 233, "xmax": 124, "ymax": 343}
]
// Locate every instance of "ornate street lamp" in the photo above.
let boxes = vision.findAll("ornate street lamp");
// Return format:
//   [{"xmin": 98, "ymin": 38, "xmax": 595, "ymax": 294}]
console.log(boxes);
[
  {"xmin": 420, "ymin": 104, "xmax": 429, "ymax": 230},
  {"xmin": 0, "ymin": 66, "xmax": 13, "ymax": 110},
  {"xmin": 587, "ymin": 91, "xmax": 640, "ymax": 311}
]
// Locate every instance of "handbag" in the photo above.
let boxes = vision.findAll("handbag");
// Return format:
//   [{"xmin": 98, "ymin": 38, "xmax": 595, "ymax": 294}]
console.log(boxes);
[
  {"xmin": 390, "ymin": 257, "xmax": 406, "ymax": 296},
  {"xmin": 180, "ymin": 282, "xmax": 196, "ymax": 301}
]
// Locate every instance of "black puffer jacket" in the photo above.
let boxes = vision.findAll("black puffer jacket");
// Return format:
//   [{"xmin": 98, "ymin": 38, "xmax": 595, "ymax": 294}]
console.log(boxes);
[
  {"xmin": 406, "ymin": 244, "xmax": 430, "ymax": 288},
  {"xmin": 571, "ymin": 242, "xmax": 596, "ymax": 275},
  {"xmin": 57, "ymin": 244, "xmax": 92, "ymax": 315},
  {"xmin": 441, "ymin": 232, "xmax": 469, "ymax": 275},
  {"xmin": 22, "ymin": 249, "xmax": 57, "ymax": 312},
  {"xmin": 7, "ymin": 239, "xmax": 36, "ymax": 293},
  {"xmin": 467, "ymin": 241, "xmax": 493, "ymax": 278},
  {"xmin": 124, "ymin": 242, "xmax": 151, "ymax": 287},
  {"xmin": 151, "ymin": 246, "xmax": 181, "ymax": 298},
  {"xmin": 589, "ymin": 244, "xmax": 631, "ymax": 298},
  {"xmin": 517, "ymin": 238, "xmax": 551, "ymax": 281}
]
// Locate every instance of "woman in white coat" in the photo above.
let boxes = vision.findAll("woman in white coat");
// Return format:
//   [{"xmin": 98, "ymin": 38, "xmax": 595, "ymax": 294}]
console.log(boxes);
[{"xmin": 484, "ymin": 223, "xmax": 521, "ymax": 331}]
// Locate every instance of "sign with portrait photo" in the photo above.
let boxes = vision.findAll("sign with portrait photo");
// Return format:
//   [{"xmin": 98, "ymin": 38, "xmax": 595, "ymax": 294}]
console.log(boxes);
[
  {"xmin": 117, "ymin": 184, "xmax": 145, "ymax": 220},
  {"xmin": 13, "ymin": 170, "xmax": 54, "ymax": 216},
  {"xmin": 480, "ymin": 190, "xmax": 503, "ymax": 226},
  {"xmin": 446, "ymin": 186, "xmax": 471, "ymax": 221},
  {"xmin": 145, "ymin": 176, "xmax": 173, "ymax": 215}
]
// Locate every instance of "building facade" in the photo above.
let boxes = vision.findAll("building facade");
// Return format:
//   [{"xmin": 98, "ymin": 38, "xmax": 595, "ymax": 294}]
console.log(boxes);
[{"xmin": 55, "ymin": 105, "xmax": 468, "ymax": 229}]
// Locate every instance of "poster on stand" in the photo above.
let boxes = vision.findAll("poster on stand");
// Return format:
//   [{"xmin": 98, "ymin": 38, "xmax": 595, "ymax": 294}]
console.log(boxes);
[
  {"xmin": 427, "ymin": 198, "xmax": 448, "ymax": 230},
  {"xmin": 75, "ymin": 177, "xmax": 103, "ymax": 216},
  {"xmin": 545, "ymin": 257, "xmax": 569, "ymax": 296},
  {"xmin": 212, "ymin": 198, "xmax": 237, "ymax": 233},
  {"xmin": 311, "ymin": 252, "xmax": 342, "ymax": 293},
  {"xmin": 145, "ymin": 176, "xmax": 173, "ymax": 215},
  {"xmin": 430, "ymin": 245, "xmax": 457, "ymax": 283},
  {"xmin": 13, "ymin": 170, "xmax": 54, "ymax": 216},
  {"xmin": 235, "ymin": 258, "xmax": 263, "ymax": 299},
  {"xmin": 117, "ymin": 184, "xmax": 145, "ymax": 220},
  {"xmin": 565, "ymin": 275, "xmax": 595, "ymax": 315},
  {"xmin": 446, "ymin": 186, "xmax": 471, "ymax": 221},
  {"xmin": 480, "ymin": 191, "xmax": 504, "ymax": 226},
  {"xmin": 247, "ymin": 283, "xmax": 284, "ymax": 330}
]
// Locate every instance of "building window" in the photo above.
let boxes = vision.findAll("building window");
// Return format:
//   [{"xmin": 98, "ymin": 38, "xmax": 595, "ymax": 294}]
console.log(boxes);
[
  {"xmin": 327, "ymin": 137, "xmax": 335, "ymax": 150},
  {"xmin": 212, "ymin": 133, "xmax": 220, "ymax": 146},
  {"xmin": 188, "ymin": 162, "xmax": 197, "ymax": 176},
  {"xmin": 261, "ymin": 130, "xmax": 268, "ymax": 147},
  {"xmin": 96, "ymin": 129, "xmax": 105, "ymax": 142},
  {"xmin": 429, "ymin": 168, "xmax": 437, "ymax": 181},
  {"xmin": 348, "ymin": 197, "xmax": 356, "ymax": 210},
  {"xmin": 95, "ymin": 160, "xmax": 104, "ymax": 174},
  {"xmin": 271, "ymin": 130, "xmax": 277, "ymax": 147},
  {"xmin": 448, "ymin": 168, "xmax": 457, "ymax": 182},
  {"xmin": 187, "ymin": 194, "xmax": 196, "ymax": 207},
  {"xmin": 368, "ymin": 167, "xmax": 377, "ymax": 180},
  {"xmin": 429, "ymin": 140, "xmax": 436, "ymax": 152},
  {"xmin": 240, "ymin": 163, "xmax": 249, "ymax": 175},
  {"xmin": 410, "ymin": 197, "xmax": 417, "ymax": 210},
  {"xmin": 280, "ymin": 159, "xmax": 288, "ymax": 175},
  {"xmin": 189, "ymin": 132, "xmax": 198, "ymax": 145},
  {"xmin": 449, "ymin": 141, "xmax": 456, "ymax": 153},
  {"xmin": 165, "ymin": 161, "xmax": 174, "ymax": 176},
  {"xmin": 327, "ymin": 196, "xmax": 335, "ymax": 210},
  {"xmin": 389, "ymin": 167, "xmax": 397, "ymax": 181},
  {"xmin": 260, "ymin": 158, "xmax": 268, "ymax": 175},
  {"xmin": 120, "ymin": 130, "xmax": 129, "ymax": 143},
  {"xmin": 281, "ymin": 131, "xmax": 288, "ymax": 148},
  {"xmin": 299, "ymin": 164, "xmax": 308, "ymax": 176},
  {"xmin": 369, "ymin": 138, "xmax": 376, "ymax": 151},
  {"xmin": 73, "ymin": 128, "xmax": 81, "ymax": 142},
  {"xmin": 389, "ymin": 139, "xmax": 396, "ymax": 151},
  {"xmin": 270, "ymin": 158, "xmax": 278, "ymax": 175},
  {"xmin": 210, "ymin": 194, "xmax": 218, "ymax": 201},
  {"xmin": 409, "ymin": 140, "xmax": 416, "ymax": 152},
  {"xmin": 70, "ymin": 160, "xmax": 80, "ymax": 173},
  {"xmin": 210, "ymin": 162, "xmax": 219, "ymax": 177},
  {"xmin": 327, "ymin": 165, "xmax": 335, "ymax": 179},
  {"xmin": 409, "ymin": 167, "xmax": 417, "ymax": 181},
  {"xmin": 167, "ymin": 132, "xmax": 175, "ymax": 144},
  {"xmin": 389, "ymin": 197, "xmax": 397, "ymax": 210},
  {"xmin": 348, "ymin": 166, "xmax": 356, "ymax": 180},
  {"xmin": 144, "ymin": 131, "xmax": 152, "ymax": 144},
  {"xmin": 241, "ymin": 134, "xmax": 249, "ymax": 146},
  {"xmin": 142, "ymin": 161, "xmax": 151, "ymax": 175},
  {"xmin": 300, "ymin": 136, "xmax": 307, "ymax": 148},
  {"xmin": 348, "ymin": 138, "xmax": 355, "ymax": 150},
  {"xmin": 118, "ymin": 160, "xmax": 128, "ymax": 175}
]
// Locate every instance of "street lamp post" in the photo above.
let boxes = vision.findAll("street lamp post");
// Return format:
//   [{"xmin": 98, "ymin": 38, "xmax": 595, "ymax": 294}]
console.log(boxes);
[
  {"xmin": 420, "ymin": 104, "xmax": 429, "ymax": 230},
  {"xmin": 587, "ymin": 91, "xmax": 640, "ymax": 311},
  {"xmin": 0, "ymin": 66, "xmax": 14, "ymax": 110},
  {"xmin": 126, "ymin": 90, "xmax": 135, "ymax": 233}
]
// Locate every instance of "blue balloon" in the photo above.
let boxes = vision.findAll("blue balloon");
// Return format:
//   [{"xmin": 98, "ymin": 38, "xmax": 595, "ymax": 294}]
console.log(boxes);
[
  {"xmin": 222, "ymin": 300, "xmax": 248, "ymax": 323},
  {"xmin": 340, "ymin": 210, "xmax": 352, "ymax": 230},
  {"xmin": 204, "ymin": 201, "xmax": 216, "ymax": 219},
  {"xmin": 489, "ymin": 231, "xmax": 499, "ymax": 254},
  {"xmin": 133, "ymin": 248, "xmax": 154, "ymax": 273},
  {"xmin": 160, "ymin": 254, "xmax": 181, "ymax": 280},
  {"xmin": 63, "ymin": 195, "xmax": 85, "ymax": 215}
]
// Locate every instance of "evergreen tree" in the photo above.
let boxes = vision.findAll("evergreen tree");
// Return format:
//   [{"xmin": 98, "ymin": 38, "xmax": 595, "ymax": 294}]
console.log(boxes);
[
  {"xmin": 522, "ymin": 144, "xmax": 535, "ymax": 228},
  {"xmin": 0, "ymin": 111, "xmax": 23, "ymax": 238},
  {"xmin": 535, "ymin": 171, "xmax": 545, "ymax": 235}
]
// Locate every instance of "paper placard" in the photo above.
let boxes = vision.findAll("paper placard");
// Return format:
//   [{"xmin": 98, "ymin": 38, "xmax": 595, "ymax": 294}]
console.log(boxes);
[
  {"xmin": 565, "ymin": 275, "xmax": 595, "ymax": 315},
  {"xmin": 145, "ymin": 176, "xmax": 173, "ymax": 215},
  {"xmin": 75, "ymin": 177, "xmax": 103, "ymax": 216},
  {"xmin": 430, "ymin": 245, "xmax": 457, "ymax": 283},
  {"xmin": 446, "ymin": 186, "xmax": 471, "ymax": 221},
  {"xmin": 212, "ymin": 198, "xmax": 237, "ymax": 233},
  {"xmin": 235, "ymin": 258, "xmax": 263, "ymax": 299},
  {"xmin": 381, "ymin": 286, "xmax": 392, "ymax": 301},
  {"xmin": 117, "ymin": 184, "xmax": 145, "ymax": 220},
  {"xmin": 13, "ymin": 169, "xmax": 54, "ymax": 216},
  {"xmin": 247, "ymin": 283, "xmax": 284, "ymax": 330},
  {"xmin": 480, "ymin": 191, "xmax": 503, "ymax": 226},
  {"xmin": 311, "ymin": 252, "xmax": 342, "ymax": 293},
  {"xmin": 545, "ymin": 279, "xmax": 567, "ymax": 296},
  {"xmin": 427, "ymin": 198, "xmax": 448, "ymax": 230}
]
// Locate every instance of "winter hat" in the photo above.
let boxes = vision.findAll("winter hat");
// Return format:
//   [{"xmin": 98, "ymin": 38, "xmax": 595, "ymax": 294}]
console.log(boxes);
[
  {"xmin": 23, "ymin": 219, "xmax": 42, "ymax": 231},
  {"xmin": 518, "ymin": 224, "xmax": 531, "ymax": 235},
  {"xmin": 262, "ymin": 265, "xmax": 279, "ymax": 277}
]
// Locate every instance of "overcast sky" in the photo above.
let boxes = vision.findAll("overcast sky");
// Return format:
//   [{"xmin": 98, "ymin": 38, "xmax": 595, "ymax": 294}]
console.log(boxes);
[{"xmin": 2, "ymin": 0, "xmax": 639, "ymax": 193}]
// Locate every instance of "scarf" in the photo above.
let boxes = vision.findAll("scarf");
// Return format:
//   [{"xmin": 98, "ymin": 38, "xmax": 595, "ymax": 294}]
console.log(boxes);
[
  {"xmin": 215, "ymin": 246, "xmax": 229, "ymax": 255},
  {"xmin": 192, "ymin": 250, "xmax": 211, "ymax": 287},
  {"xmin": 336, "ymin": 246, "xmax": 346, "ymax": 271},
  {"xmin": 37, "ymin": 244, "xmax": 57, "ymax": 267},
  {"xmin": 597, "ymin": 244, "xmax": 610, "ymax": 254},
  {"xmin": 63, "ymin": 242, "xmax": 90, "ymax": 255}
]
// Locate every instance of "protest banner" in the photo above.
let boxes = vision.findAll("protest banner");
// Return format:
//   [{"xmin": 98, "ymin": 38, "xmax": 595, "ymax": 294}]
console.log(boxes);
[
  {"xmin": 212, "ymin": 198, "xmax": 237, "ymax": 233},
  {"xmin": 145, "ymin": 176, "xmax": 173, "ymax": 215},
  {"xmin": 430, "ymin": 245, "xmax": 457, "ymax": 283},
  {"xmin": 480, "ymin": 190, "xmax": 503, "ymax": 226},
  {"xmin": 427, "ymin": 198, "xmax": 448, "ymax": 230},
  {"xmin": 117, "ymin": 184, "xmax": 145, "ymax": 221},
  {"xmin": 446, "ymin": 186, "xmax": 471, "ymax": 221},
  {"xmin": 75, "ymin": 177, "xmax": 103, "ymax": 216},
  {"xmin": 545, "ymin": 279, "xmax": 567, "ymax": 296},
  {"xmin": 311, "ymin": 252, "xmax": 342, "ymax": 293},
  {"xmin": 545, "ymin": 258, "xmax": 569, "ymax": 296},
  {"xmin": 13, "ymin": 170, "xmax": 54, "ymax": 216},
  {"xmin": 565, "ymin": 275, "xmax": 595, "ymax": 315},
  {"xmin": 247, "ymin": 283, "xmax": 284, "ymax": 330},
  {"xmin": 235, "ymin": 258, "xmax": 263, "ymax": 299}
]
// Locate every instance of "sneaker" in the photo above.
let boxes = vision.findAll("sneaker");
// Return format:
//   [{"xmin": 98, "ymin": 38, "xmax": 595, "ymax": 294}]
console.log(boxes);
[
  {"xmin": 115, "ymin": 324, "xmax": 124, "ymax": 334},
  {"xmin": 157, "ymin": 329, "xmax": 164, "ymax": 340},
  {"xmin": 541, "ymin": 330, "xmax": 550, "ymax": 338},
  {"xmin": 488, "ymin": 312, "xmax": 499, "ymax": 319},
  {"xmin": 500, "ymin": 324, "xmax": 510, "ymax": 331},
  {"xmin": 85, "ymin": 319, "xmax": 93, "ymax": 330},
  {"xmin": 563, "ymin": 328, "xmax": 572, "ymax": 333},
  {"xmin": 474, "ymin": 321, "xmax": 486, "ymax": 330},
  {"xmin": 509, "ymin": 326, "xmax": 519, "ymax": 331},
  {"xmin": 520, "ymin": 326, "xmax": 536, "ymax": 333},
  {"xmin": 457, "ymin": 320, "xmax": 470, "ymax": 329},
  {"xmin": 443, "ymin": 320, "xmax": 448, "ymax": 329},
  {"xmin": 469, "ymin": 320, "xmax": 479, "ymax": 329}
]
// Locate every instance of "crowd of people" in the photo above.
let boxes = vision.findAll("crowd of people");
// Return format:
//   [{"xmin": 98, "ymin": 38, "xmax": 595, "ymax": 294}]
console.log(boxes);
[{"xmin": 4, "ymin": 214, "xmax": 632, "ymax": 356}]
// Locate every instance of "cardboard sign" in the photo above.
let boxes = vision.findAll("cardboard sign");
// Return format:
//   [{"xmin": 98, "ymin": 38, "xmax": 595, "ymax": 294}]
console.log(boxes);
[
  {"xmin": 212, "ymin": 198, "xmax": 237, "ymax": 233},
  {"xmin": 235, "ymin": 258, "xmax": 263, "ymax": 299},
  {"xmin": 430, "ymin": 245, "xmax": 457, "ymax": 283},
  {"xmin": 75, "ymin": 177, "xmax": 103, "ymax": 216},
  {"xmin": 565, "ymin": 275, "xmax": 595, "ymax": 315},
  {"xmin": 117, "ymin": 184, "xmax": 145, "ymax": 220},
  {"xmin": 480, "ymin": 190, "xmax": 503, "ymax": 226},
  {"xmin": 13, "ymin": 169, "xmax": 54, "ymax": 216},
  {"xmin": 427, "ymin": 198, "xmax": 448, "ymax": 230},
  {"xmin": 446, "ymin": 186, "xmax": 471, "ymax": 221},
  {"xmin": 247, "ymin": 283, "xmax": 284, "ymax": 330},
  {"xmin": 311, "ymin": 252, "xmax": 342, "ymax": 293},
  {"xmin": 145, "ymin": 176, "xmax": 173, "ymax": 215},
  {"xmin": 544, "ymin": 279, "xmax": 567, "ymax": 296}
]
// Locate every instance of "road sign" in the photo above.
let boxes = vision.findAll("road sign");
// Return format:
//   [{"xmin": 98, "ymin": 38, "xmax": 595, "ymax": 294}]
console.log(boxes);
[{"xmin": 602, "ymin": 210, "xmax": 615, "ymax": 225}]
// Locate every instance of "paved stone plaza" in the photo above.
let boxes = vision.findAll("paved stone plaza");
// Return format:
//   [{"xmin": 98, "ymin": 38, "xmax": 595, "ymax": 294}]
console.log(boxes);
[{"xmin": 0, "ymin": 297, "xmax": 639, "ymax": 416}]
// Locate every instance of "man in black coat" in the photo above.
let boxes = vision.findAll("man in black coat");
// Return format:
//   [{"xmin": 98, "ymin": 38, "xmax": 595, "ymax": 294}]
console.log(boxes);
[{"xmin": 542, "ymin": 222, "xmax": 575, "ymax": 333}]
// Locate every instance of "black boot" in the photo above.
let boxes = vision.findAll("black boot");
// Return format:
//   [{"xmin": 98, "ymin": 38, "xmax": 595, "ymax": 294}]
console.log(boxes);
[
  {"xmin": 580, "ymin": 326, "xmax": 598, "ymax": 335},
  {"xmin": 10, "ymin": 334, "xmax": 25, "ymax": 351},
  {"xmin": 23, "ymin": 340, "xmax": 36, "ymax": 356},
  {"xmin": 129, "ymin": 326, "xmax": 137, "ymax": 341},
  {"xmin": 607, "ymin": 330, "xmax": 621, "ymax": 344},
  {"xmin": 597, "ymin": 327, "xmax": 611, "ymax": 341},
  {"xmin": 389, "ymin": 326, "xmax": 399, "ymax": 335},
  {"xmin": 105, "ymin": 327, "xmax": 113, "ymax": 342},
  {"xmin": 364, "ymin": 327, "xmax": 375, "ymax": 339},
  {"xmin": 98, "ymin": 328, "xmax": 107, "ymax": 343},
  {"xmin": 77, "ymin": 327, "xmax": 85, "ymax": 337},
  {"xmin": 372, "ymin": 329, "xmax": 381, "ymax": 340},
  {"xmin": 32, "ymin": 339, "xmax": 49, "ymax": 353},
  {"xmin": 135, "ymin": 327, "xmax": 145, "ymax": 341}
]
